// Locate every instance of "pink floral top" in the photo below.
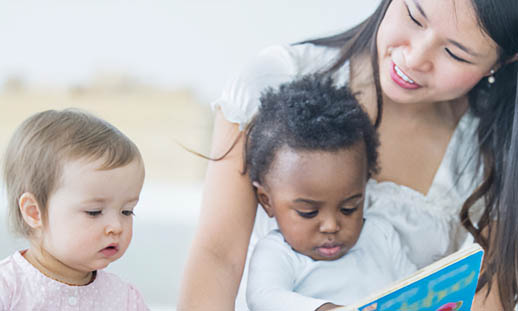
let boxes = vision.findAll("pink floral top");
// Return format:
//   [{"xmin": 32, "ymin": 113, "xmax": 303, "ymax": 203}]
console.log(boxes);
[{"xmin": 0, "ymin": 251, "xmax": 149, "ymax": 311}]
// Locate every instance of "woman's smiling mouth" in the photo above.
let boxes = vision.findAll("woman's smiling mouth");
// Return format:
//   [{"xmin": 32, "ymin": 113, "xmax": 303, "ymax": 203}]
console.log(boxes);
[{"xmin": 391, "ymin": 62, "xmax": 421, "ymax": 89}]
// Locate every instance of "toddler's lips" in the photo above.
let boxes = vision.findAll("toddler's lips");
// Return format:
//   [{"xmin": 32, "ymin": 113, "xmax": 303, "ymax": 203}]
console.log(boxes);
[
  {"xmin": 316, "ymin": 244, "xmax": 343, "ymax": 258},
  {"xmin": 100, "ymin": 244, "xmax": 119, "ymax": 257}
]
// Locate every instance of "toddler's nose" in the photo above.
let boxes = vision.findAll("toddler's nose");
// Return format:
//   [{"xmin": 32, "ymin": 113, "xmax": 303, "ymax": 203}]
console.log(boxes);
[
  {"xmin": 319, "ymin": 216, "xmax": 340, "ymax": 233},
  {"xmin": 105, "ymin": 218, "xmax": 123, "ymax": 235}
]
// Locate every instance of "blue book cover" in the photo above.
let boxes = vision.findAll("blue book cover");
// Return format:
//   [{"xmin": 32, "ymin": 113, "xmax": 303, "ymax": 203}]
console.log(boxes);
[{"xmin": 340, "ymin": 243, "xmax": 484, "ymax": 311}]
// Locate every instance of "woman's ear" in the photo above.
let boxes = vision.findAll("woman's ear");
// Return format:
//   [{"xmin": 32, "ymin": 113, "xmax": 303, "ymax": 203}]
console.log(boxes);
[
  {"xmin": 487, "ymin": 55, "xmax": 518, "ymax": 75},
  {"xmin": 19, "ymin": 192, "xmax": 43, "ymax": 229},
  {"xmin": 252, "ymin": 181, "xmax": 274, "ymax": 218}
]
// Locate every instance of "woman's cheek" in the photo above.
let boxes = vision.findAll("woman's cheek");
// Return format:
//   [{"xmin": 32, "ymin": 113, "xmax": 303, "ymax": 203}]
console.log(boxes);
[{"xmin": 435, "ymin": 68, "xmax": 484, "ymax": 98}]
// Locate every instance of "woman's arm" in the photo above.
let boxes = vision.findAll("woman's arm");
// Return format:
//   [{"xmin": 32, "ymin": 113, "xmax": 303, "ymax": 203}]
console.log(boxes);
[
  {"xmin": 177, "ymin": 110, "xmax": 258, "ymax": 311},
  {"xmin": 471, "ymin": 225, "xmax": 505, "ymax": 311},
  {"xmin": 472, "ymin": 277, "xmax": 504, "ymax": 311}
]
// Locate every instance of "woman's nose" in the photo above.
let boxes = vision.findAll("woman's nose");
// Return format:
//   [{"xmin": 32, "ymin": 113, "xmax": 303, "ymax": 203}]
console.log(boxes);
[{"xmin": 404, "ymin": 34, "xmax": 434, "ymax": 72}]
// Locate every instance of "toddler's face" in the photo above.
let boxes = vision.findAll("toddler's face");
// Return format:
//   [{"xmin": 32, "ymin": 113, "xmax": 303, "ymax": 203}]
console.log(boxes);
[
  {"xmin": 259, "ymin": 145, "xmax": 367, "ymax": 261},
  {"xmin": 40, "ymin": 157, "xmax": 145, "ymax": 273}
]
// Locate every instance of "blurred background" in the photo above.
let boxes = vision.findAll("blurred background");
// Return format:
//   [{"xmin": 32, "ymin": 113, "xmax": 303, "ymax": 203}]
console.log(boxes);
[{"xmin": 0, "ymin": 1, "xmax": 379, "ymax": 309}]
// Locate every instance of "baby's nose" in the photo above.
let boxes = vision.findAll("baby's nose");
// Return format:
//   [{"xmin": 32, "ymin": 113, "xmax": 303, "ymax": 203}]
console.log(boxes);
[{"xmin": 319, "ymin": 216, "xmax": 340, "ymax": 233}]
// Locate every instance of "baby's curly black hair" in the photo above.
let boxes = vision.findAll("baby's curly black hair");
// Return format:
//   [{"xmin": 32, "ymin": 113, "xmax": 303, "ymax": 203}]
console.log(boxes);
[{"xmin": 244, "ymin": 74, "xmax": 379, "ymax": 184}]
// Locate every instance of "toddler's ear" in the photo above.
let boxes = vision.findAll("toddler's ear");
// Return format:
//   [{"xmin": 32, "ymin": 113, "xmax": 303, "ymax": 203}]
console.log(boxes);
[
  {"xmin": 252, "ymin": 181, "xmax": 274, "ymax": 218},
  {"xmin": 19, "ymin": 192, "xmax": 43, "ymax": 229}
]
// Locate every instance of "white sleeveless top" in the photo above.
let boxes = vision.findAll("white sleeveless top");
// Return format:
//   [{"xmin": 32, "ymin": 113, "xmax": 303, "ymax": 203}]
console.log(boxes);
[{"xmin": 212, "ymin": 43, "xmax": 485, "ymax": 269}]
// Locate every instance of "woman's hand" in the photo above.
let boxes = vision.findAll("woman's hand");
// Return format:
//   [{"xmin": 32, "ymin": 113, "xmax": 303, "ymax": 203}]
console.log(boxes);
[{"xmin": 177, "ymin": 110, "xmax": 258, "ymax": 310}]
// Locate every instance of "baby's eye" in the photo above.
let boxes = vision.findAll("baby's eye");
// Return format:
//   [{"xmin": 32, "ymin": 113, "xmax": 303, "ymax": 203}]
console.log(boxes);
[
  {"xmin": 340, "ymin": 207, "xmax": 359, "ymax": 216},
  {"xmin": 85, "ymin": 210, "xmax": 102, "ymax": 217},
  {"xmin": 122, "ymin": 210, "xmax": 135, "ymax": 217},
  {"xmin": 296, "ymin": 210, "xmax": 318, "ymax": 219}
]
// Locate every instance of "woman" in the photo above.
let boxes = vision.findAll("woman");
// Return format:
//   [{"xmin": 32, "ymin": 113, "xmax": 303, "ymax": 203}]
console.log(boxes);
[{"xmin": 178, "ymin": 0, "xmax": 518, "ymax": 310}]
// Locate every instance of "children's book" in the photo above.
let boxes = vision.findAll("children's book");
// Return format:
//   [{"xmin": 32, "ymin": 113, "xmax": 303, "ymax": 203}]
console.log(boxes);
[{"xmin": 338, "ymin": 243, "xmax": 484, "ymax": 311}]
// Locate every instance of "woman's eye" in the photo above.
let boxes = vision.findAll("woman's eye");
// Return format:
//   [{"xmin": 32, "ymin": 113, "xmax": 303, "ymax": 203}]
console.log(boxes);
[
  {"xmin": 122, "ymin": 210, "xmax": 135, "ymax": 217},
  {"xmin": 406, "ymin": 5, "xmax": 422, "ymax": 27},
  {"xmin": 86, "ymin": 210, "xmax": 102, "ymax": 216},
  {"xmin": 445, "ymin": 48, "xmax": 470, "ymax": 63},
  {"xmin": 340, "ymin": 207, "xmax": 358, "ymax": 216},
  {"xmin": 296, "ymin": 210, "xmax": 318, "ymax": 219}
]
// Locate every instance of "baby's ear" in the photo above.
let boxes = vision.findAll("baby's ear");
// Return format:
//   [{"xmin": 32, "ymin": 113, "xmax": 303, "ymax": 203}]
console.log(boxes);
[
  {"xmin": 19, "ymin": 192, "xmax": 43, "ymax": 229},
  {"xmin": 252, "ymin": 181, "xmax": 274, "ymax": 218}
]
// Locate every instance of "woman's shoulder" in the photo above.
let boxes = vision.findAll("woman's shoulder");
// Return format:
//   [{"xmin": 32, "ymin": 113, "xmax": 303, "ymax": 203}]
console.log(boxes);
[{"xmin": 213, "ymin": 43, "xmax": 344, "ymax": 129}]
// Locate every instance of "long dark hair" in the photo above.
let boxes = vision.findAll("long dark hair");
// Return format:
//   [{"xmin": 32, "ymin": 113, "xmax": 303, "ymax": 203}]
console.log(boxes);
[
  {"xmin": 301, "ymin": 0, "xmax": 391, "ymax": 129},
  {"xmin": 304, "ymin": 0, "xmax": 518, "ymax": 309},
  {"xmin": 461, "ymin": 0, "xmax": 518, "ymax": 309}
]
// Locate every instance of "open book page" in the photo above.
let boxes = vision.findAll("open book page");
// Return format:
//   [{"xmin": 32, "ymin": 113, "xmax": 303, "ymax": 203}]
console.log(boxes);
[{"xmin": 337, "ymin": 243, "xmax": 484, "ymax": 311}]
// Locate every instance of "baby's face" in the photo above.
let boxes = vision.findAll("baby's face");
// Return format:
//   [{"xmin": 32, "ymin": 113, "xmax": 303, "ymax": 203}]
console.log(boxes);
[
  {"xmin": 261, "ymin": 145, "xmax": 367, "ymax": 261},
  {"xmin": 40, "ymin": 156, "xmax": 145, "ymax": 274}
]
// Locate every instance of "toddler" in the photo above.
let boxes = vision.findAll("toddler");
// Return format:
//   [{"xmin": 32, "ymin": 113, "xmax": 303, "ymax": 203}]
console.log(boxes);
[
  {"xmin": 0, "ymin": 109, "xmax": 149, "ymax": 310},
  {"xmin": 245, "ymin": 75, "xmax": 417, "ymax": 311}
]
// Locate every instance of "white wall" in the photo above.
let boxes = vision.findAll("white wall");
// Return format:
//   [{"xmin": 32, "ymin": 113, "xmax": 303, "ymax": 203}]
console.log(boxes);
[{"xmin": 0, "ymin": 0, "xmax": 380, "ymax": 100}]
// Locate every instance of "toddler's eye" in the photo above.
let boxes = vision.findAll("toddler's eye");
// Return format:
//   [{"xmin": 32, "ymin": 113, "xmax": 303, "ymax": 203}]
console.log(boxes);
[
  {"xmin": 122, "ymin": 210, "xmax": 135, "ymax": 217},
  {"xmin": 296, "ymin": 210, "xmax": 318, "ymax": 219},
  {"xmin": 340, "ymin": 207, "xmax": 359, "ymax": 216},
  {"xmin": 86, "ymin": 210, "xmax": 102, "ymax": 217}
]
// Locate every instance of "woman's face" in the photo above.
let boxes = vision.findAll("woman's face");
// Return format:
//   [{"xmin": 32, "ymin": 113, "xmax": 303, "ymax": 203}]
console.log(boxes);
[{"xmin": 377, "ymin": 0, "xmax": 500, "ymax": 105}]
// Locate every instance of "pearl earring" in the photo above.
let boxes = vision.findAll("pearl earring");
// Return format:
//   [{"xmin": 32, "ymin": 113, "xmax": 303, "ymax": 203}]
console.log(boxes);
[{"xmin": 488, "ymin": 69, "xmax": 496, "ymax": 84}]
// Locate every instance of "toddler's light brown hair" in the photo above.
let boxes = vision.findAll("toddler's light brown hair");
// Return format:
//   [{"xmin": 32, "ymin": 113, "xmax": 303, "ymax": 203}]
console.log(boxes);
[{"xmin": 2, "ymin": 108, "xmax": 142, "ymax": 237}]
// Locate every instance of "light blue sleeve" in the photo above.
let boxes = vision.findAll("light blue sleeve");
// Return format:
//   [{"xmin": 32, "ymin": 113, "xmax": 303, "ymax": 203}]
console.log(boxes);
[{"xmin": 246, "ymin": 231, "xmax": 330, "ymax": 311}]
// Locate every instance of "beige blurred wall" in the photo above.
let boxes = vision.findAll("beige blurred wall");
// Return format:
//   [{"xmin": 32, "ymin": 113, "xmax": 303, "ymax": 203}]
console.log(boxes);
[{"xmin": 0, "ymin": 82, "xmax": 213, "ymax": 184}]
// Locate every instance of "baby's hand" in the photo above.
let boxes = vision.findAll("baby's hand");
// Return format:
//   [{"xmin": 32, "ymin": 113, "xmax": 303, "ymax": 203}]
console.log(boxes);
[
  {"xmin": 316, "ymin": 302, "xmax": 343, "ymax": 311},
  {"xmin": 316, "ymin": 303, "xmax": 360, "ymax": 311}
]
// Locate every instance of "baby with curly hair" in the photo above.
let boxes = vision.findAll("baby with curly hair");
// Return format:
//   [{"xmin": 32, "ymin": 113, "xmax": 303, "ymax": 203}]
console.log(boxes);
[{"xmin": 244, "ymin": 75, "xmax": 416, "ymax": 311}]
